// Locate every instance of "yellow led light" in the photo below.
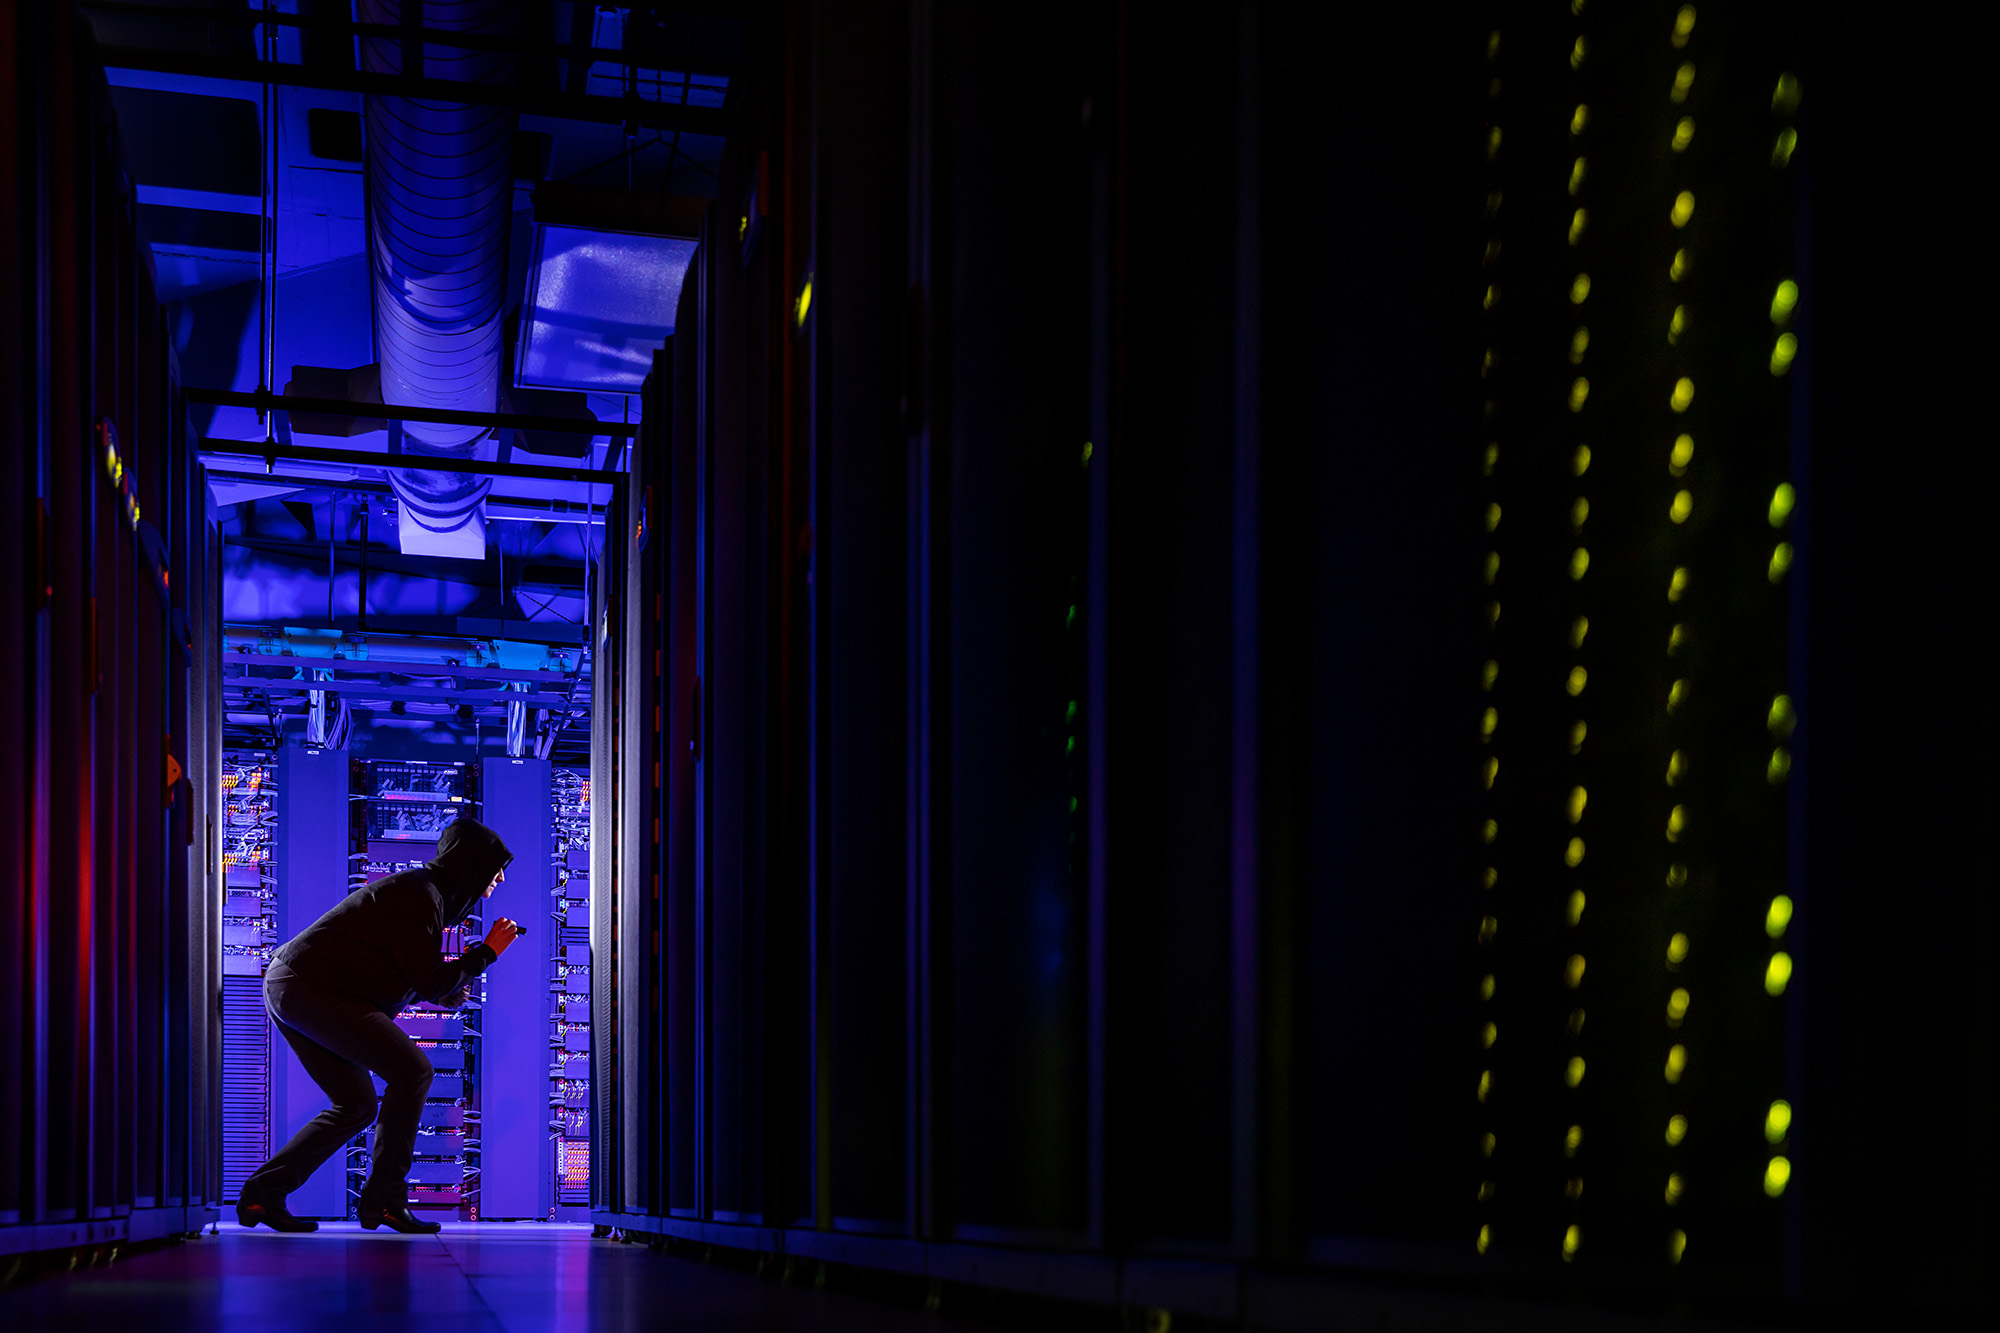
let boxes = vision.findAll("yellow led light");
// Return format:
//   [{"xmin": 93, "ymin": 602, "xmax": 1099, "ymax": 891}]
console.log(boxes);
[
  {"xmin": 1563, "ymin": 1224, "xmax": 1581, "ymax": 1260},
  {"xmin": 1571, "ymin": 497, "xmax": 1590, "ymax": 531},
  {"xmin": 1482, "ymin": 239, "xmax": 1502, "ymax": 267},
  {"xmin": 1670, "ymin": 249, "xmax": 1687, "ymax": 282},
  {"xmin": 1482, "ymin": 819, "xmax": 1499, "ymax": 844},
  {"xmin": 1667, "ymin": 679, "xmax": 1686, "ymax": 714},
  {"xmin": 1482, "ymin": 866, "xmax": 1498, "ymax": 888},
  {"xmin": 1666, "ymin": 863, "xmax": 1688, "ymax": 889},
  {"xmin": 1764, "ymin": 1156, "xmax": 1792, "ymax": 1197},
  {"xmin": 1670, "ymin": 377, "xmax": 1695, "ymax": 412},
  {"xmin": 1671, "ymin": 117, "xmax": 1695, "ymax": 152},
  {"xmin": 1664, "ymin": 1043, "xmax": 1687, "ymax": 1083},
  {"xmin": 1765, "ymin": 1099, "xmax": 1792, "ymax": 1143},
  {"xmin": 1669, "ymin": 1229, "xmax": 1688, "ymax": 1264},
  {"xmin": 1771, "ymin": 279, "xmax": 1800, "ymax": 325},
  {"xmin": 1667, "ymin": 623, "xmax": 1686, "ymax": 655},
  {"xmin": 1483, "ymin": 442, "xmax": 1499, "ymax": 475},
  {"xmin": 1564, "ymin": 1177, "xmax": 1583, "ymax": 1201},
  {"xmin": 1665, "ymin": 1114, "xmax": 1688, "ymax": 1146},
  {"xmin": 1482, "ymin": 1021, "xmax": 1498, "ymax": 1049},
  {"xmin": 1567, "ymin": 890, "xmax": 1586, "ymax": 926},
  {"xmin": 1486, "ymin": 502, "xmax": 1503, "ymax": 532},
  {"xmin": 1671, "ymin": 5, "xmax": 1696, "ymax": 47},
  {"xmin": 1765, "ymin": 952, "xmax": 1793, "ymax": 996},
  {"xmin": 1565, "ymin": 837, "xmax": 1585, "ymax": 867},
  {"xmin": 1668, "ymin": 304, "xmax": 1686, "ymax": 345},
  {"xmin": 1773, "ymin": 128, "xmax": 1798, "ymax": 168},
  {"xmin": 1566, "ymin": 666, "xmax": 1587, "ymax": 698},
  {"xmin": 1480, "ymin": 973, "xmax": 1496, "ymax": 1000},
  {"xmin": 1488, "ymin": 600, "xmax": 1501, "ymax": 626},
  {"xmin": 1768, "ymin": 748, "xmax": 1792, "ymax": 784},
  {"xmin": 1565, "ymin": 1057, "xmax": 1585, "ymax": 1088},
  {"xmin": 1773, "ymin": 72, "xmax": 1801, "ymax": 115},
  {"xmin": 1569, "ymin": 209, "xmax": 1588, "ymax": 246},
  {"xmin": 1666, "ymin": 987, "xmax": 1690, "ymax": 1027},
  {"xmin": 1569, "ymin": 720, "xmax": 1587, "ymax": 754},
  {"xmin": 1671, "ymin": 62, "xmax": 1696, "ymax": 103},
  {"xmin": 1570, "ymin": 37, "xmax": 1587, "ymax": 68},
  {"xmin": 1482, "ymin": 706, "xmax": 1499, "ymax": 739},
  {"xmin": 1565, "ymin": 954, "xmax": 1586, "ymax": 988},
  {"xmin": 1486, "ymin": 189, "xmax": 1504, "ymax": 216},
  {"xmin": 1569, "ymin": 327, "xmax": 1590, "ymax": 364},
  {"xmin": 1570, "ymin": 104, "xmax": 1590, "ymax": 136},
  {"xmin": 1670, "ymin": 432, "xmax": 1694, "ymax": 474},
  {"xmin": 1567, "ymin": 785, "xmax": 1588, "ymax": 823},
  {"xmin": 1671, "ymin": 191, "xmax": 1695, "ymax": 228},
  {"xmin": 1484, "ymin": 284, "xmax": 1499, "ymax": 310},
  {"xmin": 1771, "ymin": 332, "xmax": 1798, "ymax": 375},
  {"xmin": 1486, "ymin": 30, "xmax": 1501, "ymax": 62},
  {"xmin": 1666, "ymin": 804, "xmax": 1687, "ymax": 841},
  {"xmin": 1664, "ymin": 1173, "xmax": 1685, "ymax": 1205},
  {"xmin": 1484, "ymin": 551, "xmax": 1501, "ymax": 585},
  {"xmin": 1768, "ymin": 694, "xmax": 1797, "ymax": 737},
  {"xmin": 1481, "ymin": 659, "xmax": 1499, "ymax": 690},
  {"xmin": 1565, "ymin": 1124, "xmax": 1583, "ymax": 1156},
  {"xmin": 1570, "ymin": 273, "xmax": 1591, "ymax": 304},
  {"xmin": 1569, "ymin": 378, "xmax": 1590, "ymax": 412},
  {"xmin": 1769, "ymin": 541, "xmax": 1795, "ymax": 582},
  {"xmin": 1569, "ymin": 615, "xmax": 1589, "ymax": 649},
  {"xmin": 1486, "ymin": 127, "xmax": 1503, "ymax": 160},
  {"xmin": 1670, "ymin": 489, "xmax": 1693, "ymax": 524},
  {"xmin": 1666, "ymin": 932, "xmax": 1690, "ymax": 967},
  {"xmin": 1477, "ymin": 1179, "xmax": 1495, "ymax": 1201},
  {"xmin": 1479, "ymin": 915, "xmax": 1498, "ymax": 944},
  {"xmin": 1481, "ymin": 1132, "xmax": 1497, "ymax": 1157},
  {"xmin": 1483, "ymin": 755, "xmax": 1499, "ymax": 789},
  {"xmin": 1768, "ymin": 482, "xmax": 1797, "ymax": 528},
  {"xmin": 1766, "ymin": 896, "xmax": 1794, "ymax": 939},
  {"xmin": 1569, "ymin": 157, "xmax": 1587, "ymax": 196},
  {"xmin": 1570, "ymin": 547, "xmax": 1590, "ymax": 581},
  {"xmin": 1668, "ymin": 566, "xmax": 1689, "ymax": 602},
  {"xmin": 1478, "ymin": 1069, "xmax": 1492, "ymax": 1102},
  {"xmin": 1477, "ymin": 1224, "xmax": 1491, "ymax": 1254},
  {"xmin": 1572, "ymin": 443, "xmax": 1592, "ymax": 475},
  {"xmin": 795, "ymin": 273, "xmax": 813, "ymax": 328},
  {"xmin": 1666, "ymin": 749, "xmax": 1685, "ymax": 786}
]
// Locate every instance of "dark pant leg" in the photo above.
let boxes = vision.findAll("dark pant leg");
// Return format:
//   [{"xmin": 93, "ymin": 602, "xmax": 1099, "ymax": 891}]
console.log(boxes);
[
  {"xmin": 241, "ymin": 973, "xmax": 379, "ymax": 1206},
  {"xmin": 245, "ymin": 968, "xmax": 435, "ymax": 1209}
]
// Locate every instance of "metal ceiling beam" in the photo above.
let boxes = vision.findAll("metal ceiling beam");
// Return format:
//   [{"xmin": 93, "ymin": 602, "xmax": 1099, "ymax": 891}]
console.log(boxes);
[
  {"xmin": 185, "ymin": 388, "xmax": 638, "ymax": 438},
  {"xmin": 84, "ymin": 2, "xmax": 735, "ymax": 69},
  {"xmin": 229, "ymin": 660, "xmax": 576, "ymax": 686},
  {"xmin": 226, "ymin": 675, "xmax": 571, "ymax": 707},
  {"xmin": 201, "ymin": 440, "xmax": 619, "ymax": 485},
  {"xmin": 94, "ymin": 46, "xmax": 730, "ymax": 136}
]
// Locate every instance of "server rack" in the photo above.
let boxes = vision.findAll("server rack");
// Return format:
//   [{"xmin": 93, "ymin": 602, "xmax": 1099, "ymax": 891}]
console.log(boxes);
[{"xmin": 350, "ymin": 759, "xmax": 485, "ymax": 1219}]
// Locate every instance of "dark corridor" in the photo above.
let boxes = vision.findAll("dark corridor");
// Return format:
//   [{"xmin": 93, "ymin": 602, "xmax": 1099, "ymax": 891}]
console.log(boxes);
[{"xmin": 3, "ymin": 2, "xmax": 1994, "ymax": 1331}]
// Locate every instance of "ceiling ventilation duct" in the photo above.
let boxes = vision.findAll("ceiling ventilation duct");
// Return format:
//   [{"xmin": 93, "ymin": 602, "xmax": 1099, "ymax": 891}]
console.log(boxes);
[{"xmin": 359, "ymin": 0, "xmax": 521, "ymax": 561}]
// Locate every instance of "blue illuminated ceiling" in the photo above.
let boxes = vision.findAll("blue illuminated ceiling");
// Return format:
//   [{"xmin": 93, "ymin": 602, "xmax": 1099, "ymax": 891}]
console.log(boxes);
[{"xmin": 82, "ymin": 3, "xmax": 744, "ymax": 758}]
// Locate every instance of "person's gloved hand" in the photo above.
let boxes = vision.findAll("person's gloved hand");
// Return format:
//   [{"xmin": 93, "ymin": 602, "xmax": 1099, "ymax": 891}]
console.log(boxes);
[
  {"xmin": 441, "ymin": 985, "xmax": 473, "ymax": 1010},
  {"xmin": 484, "ymin": 917, "xmax": 524, "ymax": 958}
]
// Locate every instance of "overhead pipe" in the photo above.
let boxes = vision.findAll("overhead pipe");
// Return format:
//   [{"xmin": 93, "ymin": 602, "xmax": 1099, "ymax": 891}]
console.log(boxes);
[{"xmin": 359, "ymin": 0, "xmax": 523, "ymax": 560}]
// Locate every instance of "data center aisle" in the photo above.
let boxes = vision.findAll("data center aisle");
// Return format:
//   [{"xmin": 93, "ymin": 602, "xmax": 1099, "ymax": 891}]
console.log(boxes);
[{"xmin": 0, "ymin": 1224, "xmax": 1037, "ymax": 1332}]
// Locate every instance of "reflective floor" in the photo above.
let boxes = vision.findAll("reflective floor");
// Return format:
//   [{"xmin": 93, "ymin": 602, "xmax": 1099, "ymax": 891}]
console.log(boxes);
[{"xmin": 0, "ymin": 1223, "xmax": 1039, "ymax": 1332}]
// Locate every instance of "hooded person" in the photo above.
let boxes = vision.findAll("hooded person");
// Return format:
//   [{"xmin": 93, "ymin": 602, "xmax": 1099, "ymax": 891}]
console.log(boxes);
[{"xmin": 237, "ymin": 817, "xmax": 525, "ymax": 1235}]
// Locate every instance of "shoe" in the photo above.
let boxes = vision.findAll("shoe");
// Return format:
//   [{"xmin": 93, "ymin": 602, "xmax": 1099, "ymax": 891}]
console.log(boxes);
[
  {"xmin": 236, "ymin": 1199, "xmax": 319, "ymax": 1233},
  {"xmin": 358, "ymin": 1204, "xmax": 442, "ymax": 1234}
]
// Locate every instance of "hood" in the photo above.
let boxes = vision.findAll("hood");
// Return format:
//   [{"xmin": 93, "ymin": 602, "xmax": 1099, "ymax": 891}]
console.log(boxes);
[{"xmin": 428, "ymin": 816, "xmax": 515, "ymax": 926}]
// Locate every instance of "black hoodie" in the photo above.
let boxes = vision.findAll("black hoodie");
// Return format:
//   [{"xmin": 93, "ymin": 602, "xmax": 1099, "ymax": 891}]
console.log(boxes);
[{"xmin": 273, "ymin": 817, "xmax": 516, "ymax": 1015}]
